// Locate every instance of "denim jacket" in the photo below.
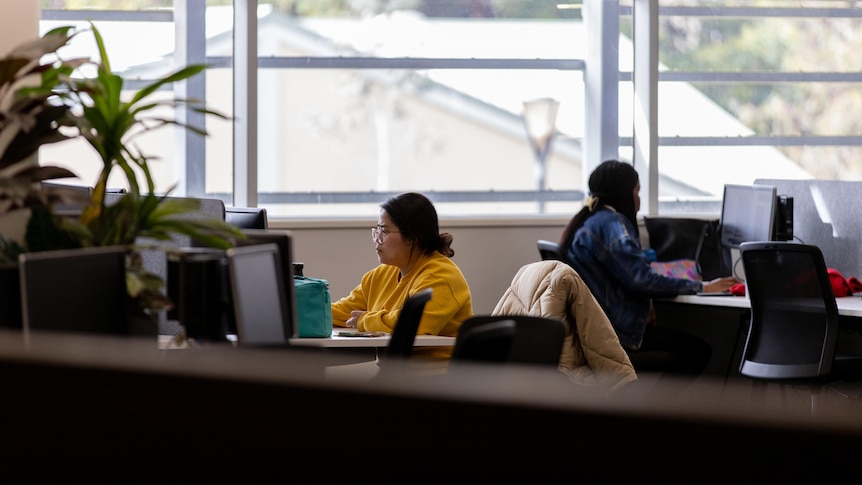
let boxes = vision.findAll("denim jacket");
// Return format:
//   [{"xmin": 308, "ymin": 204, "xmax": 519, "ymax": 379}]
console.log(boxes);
[{"xmin": 563, "ymin": 208, "xmax": 703, "ymax": 350}]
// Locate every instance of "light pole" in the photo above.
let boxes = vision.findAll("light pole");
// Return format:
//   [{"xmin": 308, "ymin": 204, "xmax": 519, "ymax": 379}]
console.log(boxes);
[{"xmin": 522, "ymin": 98, "xmax": 560, "ymax": 213}]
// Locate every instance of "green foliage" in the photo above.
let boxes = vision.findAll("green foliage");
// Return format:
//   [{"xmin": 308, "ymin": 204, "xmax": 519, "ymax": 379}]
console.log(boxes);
[
  {"xmin": 24, "ymin": 205, "xmax": 82, "ymax": 253},
  {"xmin": 0, "ymin": 27, "xmax": 83, "ymax": 216},
  {"xmin": 125, "ymin": 249, "xmax": 172, "ymax": 312},
  {"xmin": 1, "ymin": 22, "xmax": 243, "ymax": 313},
  {"xmin": 0, "ymin": 238, "xmax": 25, "ymax": 264},
  {"xmin": 59, "ymin": 21, "xmax": 241, "ymax": 250}
]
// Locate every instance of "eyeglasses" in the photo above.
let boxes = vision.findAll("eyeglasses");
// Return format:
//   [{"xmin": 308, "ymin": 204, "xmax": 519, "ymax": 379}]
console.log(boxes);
[{"xmin": 371, "ymin": 226, "xmax": 400, "ymax": 244}]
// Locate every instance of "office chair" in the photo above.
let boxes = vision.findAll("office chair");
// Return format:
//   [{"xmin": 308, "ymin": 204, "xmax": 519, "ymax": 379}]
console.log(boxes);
[
  {"xmin": 537, "ymin": 240, "xmax": 562, "ymax": 261},
  {"xmin": 451, "ymin": 315, "xmax": 566, "ymax": 366},
  {"xmin": 739, "ymin": 241, "xmax": 862, "ymax": 415},
  {"xmin": 383, "ymin": 288, "xmax": 433, "ymax": 359}
]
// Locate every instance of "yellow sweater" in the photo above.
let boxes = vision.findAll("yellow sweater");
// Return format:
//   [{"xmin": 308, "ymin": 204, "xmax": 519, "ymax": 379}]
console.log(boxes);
[{"xmin": 331, "ymin": 251, "xmax": 473, "ymax": 359}]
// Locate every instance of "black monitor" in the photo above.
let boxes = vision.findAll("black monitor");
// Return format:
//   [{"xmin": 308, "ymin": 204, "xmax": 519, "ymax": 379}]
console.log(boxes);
[
  {"xmin": 235, "ymin": 229, "xmax": 297, "ymax": 339},
  {"xmin": 42, "ymin": 182, "xmax": 92, "ymax": 219},
  {"xmin": 19, "ymin": 246, "xmax": 129, "ymax": 335},
  {"xmin": 226, "ymin": 207, "xmax": 268, "ymax": 230},
  {"xmin": 226, "ymin": 243, "xmax": 292, "ymax": 346},
  {"xmin": 720, "ymin": 183, "xmax": 778, "ymax": 281},
  {"xmin": 720, "ymin": 184, "xmax": 778, "ymax": 249}
]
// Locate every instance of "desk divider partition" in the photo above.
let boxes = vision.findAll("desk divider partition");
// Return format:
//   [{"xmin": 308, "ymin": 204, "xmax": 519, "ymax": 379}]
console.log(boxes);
[
  {"xmin": 754, "ymin": 179, "xmax": 862, "ymax": 280},
  {"xmin": 103, "ymin": 193, "xmax": 228, "ymax": 336}
]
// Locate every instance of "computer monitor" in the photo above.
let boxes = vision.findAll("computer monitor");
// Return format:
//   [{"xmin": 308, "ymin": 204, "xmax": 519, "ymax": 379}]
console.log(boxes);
[
  {"xmin": 225, "ymin": 207, "xmax": 268, "ymax": 230},
  {"xmin": 19, "ymin": 246, "xmax": 129, "ymax": 336},
  {"xmin": 226, "ymin": 244, "xmax": 292, "ymax": 346},
  {"xmin": 720, "ymin": 183, "xmax": 778, "ymax": 280},
  {"xmin": 720, "ymin": 184, "xmax": 778, "ymax": 249},
  {"xmin": 235, "ymin": 229, "xmax": 298, "ymax": 339},
  {"xmin": 42, "ymin": 182, "xmax": 92, "ymax": 219}
]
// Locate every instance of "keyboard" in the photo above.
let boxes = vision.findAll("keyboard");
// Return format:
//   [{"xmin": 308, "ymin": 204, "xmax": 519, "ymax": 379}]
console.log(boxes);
[{"xmin": 696, "ymin": 290, "xmax": 733, "ymax": 297}]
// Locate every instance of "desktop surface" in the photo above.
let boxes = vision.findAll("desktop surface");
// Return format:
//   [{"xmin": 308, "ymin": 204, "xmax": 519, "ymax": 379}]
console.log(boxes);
[
  {"xmin": 288, "ymin": 327, "xmax": 455, "ymax": 348},
  {"xmin": 159, "ymin": 326, "xmax": 455, "ymax": 349},
  {"xmin": 672, "ymin": 294, "xmax": 862, "ymax": 317}
]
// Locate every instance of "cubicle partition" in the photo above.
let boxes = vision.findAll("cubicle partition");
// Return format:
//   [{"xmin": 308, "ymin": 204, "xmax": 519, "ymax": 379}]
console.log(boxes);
[
  {"xmin": 103, "ymin": 193, "xmax": 228, "ymax": 335},
  {"xmin": 755, "ymin": 178, "xmax": 862, "ymax": 280}
]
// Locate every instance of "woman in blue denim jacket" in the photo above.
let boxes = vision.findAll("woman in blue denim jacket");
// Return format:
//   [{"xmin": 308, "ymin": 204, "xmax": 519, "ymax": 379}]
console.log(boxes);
[{"xmin": 559, "ymin": 160, "xmax": 738, "ymax": 378}]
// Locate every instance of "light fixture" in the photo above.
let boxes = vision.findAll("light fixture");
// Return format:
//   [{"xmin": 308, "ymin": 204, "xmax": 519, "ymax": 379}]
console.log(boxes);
[{"xmin": 522, "ymin": 98, "xmax": 560, "ymax": 213}]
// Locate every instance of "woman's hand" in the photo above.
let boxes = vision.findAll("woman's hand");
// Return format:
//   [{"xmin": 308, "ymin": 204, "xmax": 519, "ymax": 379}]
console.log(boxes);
[
  {"xmin": 703, "ymin": 276, "xmax": 740, "ymax": 293},
  {"xmin": 346, "ymin": 310, "xmax": 366, "ymax": 328}
]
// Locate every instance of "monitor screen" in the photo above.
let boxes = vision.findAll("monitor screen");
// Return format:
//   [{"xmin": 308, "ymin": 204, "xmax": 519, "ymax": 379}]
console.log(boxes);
[
  {"xmin": 19, "ymin": 246, "xmax": 129, "ymax": 335},
  {"xmin": 235, "ymin": 229, "xmax": 298, "ymax": 339},
  {"xmin": 720, "ymin": 184, "xmax": 778, "ymax": 249},
  {"xmin": 226, "ymin": 244, "xmax": 291, "ymax": 346}
]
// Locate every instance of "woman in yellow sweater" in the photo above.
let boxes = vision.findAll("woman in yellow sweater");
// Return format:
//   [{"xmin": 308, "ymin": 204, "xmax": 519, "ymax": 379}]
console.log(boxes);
[{"xmin": 331, "ymin": 192, "xmax": 473, "ymax": 359}]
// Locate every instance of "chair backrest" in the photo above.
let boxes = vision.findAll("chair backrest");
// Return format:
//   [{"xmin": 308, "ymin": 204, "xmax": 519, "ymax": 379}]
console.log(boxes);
[
  {"xmin": 385, "ymin": 288, "xmax": 433, "ymax": 359},
  {"xmin": 452, "ymin": 315, "xmax": 566, "ymax": 366},
  {"xmin": 739, "ymin": 242, "xmax": 839, "ymax": 380},
  {"xmin": 537, "ymin": 240, "xmax": 562, "ymax": 261}
]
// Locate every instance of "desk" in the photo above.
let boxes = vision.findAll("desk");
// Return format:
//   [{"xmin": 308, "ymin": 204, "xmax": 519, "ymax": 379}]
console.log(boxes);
[
  {"xmin": 160, "ymin": 328, "xmax": 454, "ymax": 369},
  {"xmin": 288, "ymin": 328, "xmax": 455, "ymax": 348},
  {"xmin": 672, "ymin": 294, "xmax": 862, "ymax": 316},
  {"xmin": 289, "ymin": 328, "xmax": 454, "ymax": 368},
  {"xmin": 654, "ymin": 295, "xmax": 862, "ymax": 382},
  {"xmin": 160, "ymin": 327, "xmax": 455, "ymax": 349}
]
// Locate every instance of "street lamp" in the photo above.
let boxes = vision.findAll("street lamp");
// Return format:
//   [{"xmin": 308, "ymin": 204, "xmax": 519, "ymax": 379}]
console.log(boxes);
[{"xmin": 522, "ymin": 98, "xmax": 560, "ymax": 213}]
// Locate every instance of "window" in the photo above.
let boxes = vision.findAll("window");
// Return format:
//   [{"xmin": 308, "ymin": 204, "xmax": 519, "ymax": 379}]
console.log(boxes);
[
  {"xmin": 633, "ymin": 1, "xmax": 862, "ymax": 212},
  {"xmin": 37, "ymin": 1, "xmax": 862, "ymax": 219}
]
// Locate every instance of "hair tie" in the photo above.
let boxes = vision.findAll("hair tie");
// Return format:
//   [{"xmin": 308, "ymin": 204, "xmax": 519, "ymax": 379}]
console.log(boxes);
[
  {"xmin": 438, "ymin": 232, "xmax": 455, "ymax": 257},
  {"xmin": 583, "ymin": 195, "xmax": 599, "ymax": 212}
]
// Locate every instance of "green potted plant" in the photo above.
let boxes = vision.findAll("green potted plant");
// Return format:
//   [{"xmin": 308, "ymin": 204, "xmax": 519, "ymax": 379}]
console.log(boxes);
[
  {"xmin": 1, "ymin": 26, "xmax": 88, "ymax": 325},
  {"xmin": 0, "ymin": 26, "xmax": 85, "ymax": 258},
  {"xmin": 1, "ymin": 24, "xmax": 243, "ymax": 329}
]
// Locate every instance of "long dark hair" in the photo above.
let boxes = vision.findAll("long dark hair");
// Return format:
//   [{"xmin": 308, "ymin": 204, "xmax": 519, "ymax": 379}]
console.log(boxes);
[
  {"xmin": 559, "ymin": 159, "xmax": 640, "ymax": 251},
  {"xmin": 381, "ymin": 192, "xmax": 455, "ymax": 257}
]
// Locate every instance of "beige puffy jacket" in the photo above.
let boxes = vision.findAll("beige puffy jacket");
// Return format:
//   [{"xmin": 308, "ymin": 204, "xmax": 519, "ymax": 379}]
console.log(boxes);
[{"xmin": 492, "ymin": 260, "xmax": 637, "ymax": 392}]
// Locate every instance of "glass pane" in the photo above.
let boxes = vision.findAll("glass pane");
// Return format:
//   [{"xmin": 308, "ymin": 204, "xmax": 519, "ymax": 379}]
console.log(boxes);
[
  {"xmin": 253, "ymin": 68, "xmax": 584, "ymax": 217},
  {"xmin": 250, "ymin": 7, "xmax": 589, "ymax": 217},
  {"xmin": 38, "ymin": 15, "xmax": 181, "ymax": 192},
  {"xmin": 651, "ymin": 0, "xmax": 862, "ymax": 213}
]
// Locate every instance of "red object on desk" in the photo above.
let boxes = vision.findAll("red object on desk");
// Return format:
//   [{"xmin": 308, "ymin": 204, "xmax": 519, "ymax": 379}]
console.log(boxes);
[
  {"xmin": 732, "ymin": 269, "xmax": 862, "ymax": 297},
  {"xmin": 827, "ymin": 268, "xmax": 862, "ymax": 297}
]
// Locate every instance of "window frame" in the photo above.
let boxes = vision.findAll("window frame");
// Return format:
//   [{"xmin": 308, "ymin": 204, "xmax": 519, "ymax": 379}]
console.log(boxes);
[{"xmin": 42, "ymin": 1, "xmax": 862, "ymax": 219}]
